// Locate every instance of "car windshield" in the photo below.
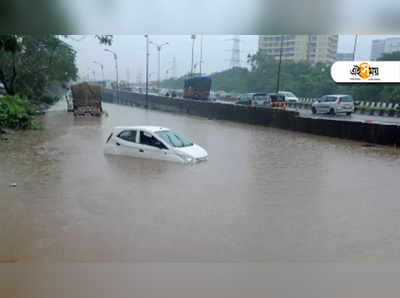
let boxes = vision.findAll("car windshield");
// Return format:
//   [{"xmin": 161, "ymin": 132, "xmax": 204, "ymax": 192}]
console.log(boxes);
[{"xmin": 155, "ymin": 130, "xmax": 193, "ymax": 148}]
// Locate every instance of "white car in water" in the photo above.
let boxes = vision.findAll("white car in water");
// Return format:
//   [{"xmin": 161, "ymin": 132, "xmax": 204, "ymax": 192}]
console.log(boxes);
[{"xmin": 104, "ymin": 126, "xmax": 208, "ymax": 164}]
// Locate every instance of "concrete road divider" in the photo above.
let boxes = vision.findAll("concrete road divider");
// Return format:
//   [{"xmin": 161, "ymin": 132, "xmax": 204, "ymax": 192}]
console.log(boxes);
[{"xmin": 102, "ymin": 90, "xmax": 400, "ymax": 146}]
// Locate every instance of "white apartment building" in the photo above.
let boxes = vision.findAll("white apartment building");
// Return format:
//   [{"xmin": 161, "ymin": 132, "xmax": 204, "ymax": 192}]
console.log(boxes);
[{"xmin": 258, "ymin": 35, "xmax": 338, "ymax": 64}]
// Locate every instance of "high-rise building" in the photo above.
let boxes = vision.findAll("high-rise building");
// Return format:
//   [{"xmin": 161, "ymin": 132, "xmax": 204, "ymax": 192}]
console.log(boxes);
[
  {"xmin": 383, "ymin": 38, "xmax": 400, "ymax": 57},
  {"xmin": 370, "ymin": 40, "xmax": 386, "ymax": 60},
  {"xmin": 336, "ymin": 52, "xmax": 354, "ymax": 61},
  {"xmin": 370, "ymin": 38, "xmax": 400, "ymax": 60},
  {"xmin": 258, "ymin": 35, "xmax": 338, "ymax": 64}
]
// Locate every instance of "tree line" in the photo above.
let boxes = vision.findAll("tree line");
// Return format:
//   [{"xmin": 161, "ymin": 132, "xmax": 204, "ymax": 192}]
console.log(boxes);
[
  {"xmin": 161, "ymin": 51, "xmax": 400, "ymax": 102},
  {"xmin": 0, "ymin": 35, "xmax": 111, "ymax": 130}
]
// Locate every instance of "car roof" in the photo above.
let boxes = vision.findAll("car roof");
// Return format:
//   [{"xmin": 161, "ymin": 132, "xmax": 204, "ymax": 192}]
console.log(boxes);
[
  {"xmin": 323, "ymin": 94, "xmax": 352, "ymax": 97},
  {"xmin": 113, "ymin": 126, "xmax": 169, "ymax": 133}
]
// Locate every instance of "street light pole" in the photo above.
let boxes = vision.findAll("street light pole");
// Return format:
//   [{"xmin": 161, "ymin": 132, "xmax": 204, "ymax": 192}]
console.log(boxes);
[
  {"xmin": 105, "ymin": 49, "xmax": 119, "ymax": 102},
  {"xmin": 93, "ymin": 61, "xmax": 105, "ymax": 87},
  {"xmin": 157, "ymin": 47, "xmax": 161, "ymax": 89},
  {"xmin": 150, "ymin": 41, "xmax": 169, "ymax": 91},
  {"xmin": 191, "ymin": 34, "xmax": 196, "ymax": 78},
  {"xmin": 276, "ymin": 34, "xmax": 284, "ymax": 93},
  {"xmin": 145, "ymin": 34, "xmax": 149, "ymax": 108},
  {"xmin": 199, "ymin": 34, "xmax": 203, "ymax": 76}
]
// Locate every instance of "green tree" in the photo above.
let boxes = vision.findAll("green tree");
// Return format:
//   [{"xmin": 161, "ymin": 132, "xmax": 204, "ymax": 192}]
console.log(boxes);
[
  {"xmin": 0, "ymin": 35, "xmax": 22, "ymax": 95},
  {"xmin": 0, "ymin": 35, "xmax": 78, "ymax": 101},
  {"xmin": 376, "ymin": 51, "xmax": 400, "ymax": 102}
]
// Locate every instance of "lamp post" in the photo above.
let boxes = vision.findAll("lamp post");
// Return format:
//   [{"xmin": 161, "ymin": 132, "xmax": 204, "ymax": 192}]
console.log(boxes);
[
  {"xmin": 276, "ymin": 34, "xmax": 284, "ymax": 93},
  {"xmin": 104, "ymin": 49, "xmax": 119, "ymax": 102},
  {"xmin": 93, "ymin": 61, "xmax": 105, "ymax": 88},
  {"xmin": 199, "ymin": 34, "xmax": 204, "ymax": 76},
  {"xmin": 150, "ymin": 41, "xmax": 169, "ymax": 90},
  {"xmin": 144, "ymin": 34, "xmax": 150, "ymax": 108},
  {"xmin": 191, "ymin": 34, "xmax": 196, "ymax": 78}
]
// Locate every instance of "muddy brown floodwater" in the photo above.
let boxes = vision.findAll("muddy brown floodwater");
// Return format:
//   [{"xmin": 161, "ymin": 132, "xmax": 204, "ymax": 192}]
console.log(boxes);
[
  {"xmin": 2, "ymin": 100, "xmax": 400, "ymax": 297},
  {"xmin": 1, "ymin": 100, "xmax": 400, "ymax": 263}
]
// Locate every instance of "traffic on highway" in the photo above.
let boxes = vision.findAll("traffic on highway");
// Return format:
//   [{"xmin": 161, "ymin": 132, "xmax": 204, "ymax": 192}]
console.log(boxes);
[{"xmin": 150, "ymin": 87, "xmax": 400, "ymax": 126}]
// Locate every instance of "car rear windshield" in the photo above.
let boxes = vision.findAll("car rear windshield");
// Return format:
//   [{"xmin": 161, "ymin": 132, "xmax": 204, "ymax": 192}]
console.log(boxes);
[
  {"xmin": 254, "ymin": 94, "xmax": 266, "ymax": 100},
  {"xmin": 340, "ymin": 96, "xmax": 353, "ymax": 102},
  {"xmin": 155, "ymin": 130, "xmax": 193, "ymax": 148},
  {"xmin": 325, "ymin": 97, "xmax": 337, "ymax": 102}
]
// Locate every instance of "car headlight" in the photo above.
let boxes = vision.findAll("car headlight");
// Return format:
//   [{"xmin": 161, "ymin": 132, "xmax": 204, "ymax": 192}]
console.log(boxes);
[{"xmin": 178, "ymin": 154, "xmax": 193, "ymax": 163}]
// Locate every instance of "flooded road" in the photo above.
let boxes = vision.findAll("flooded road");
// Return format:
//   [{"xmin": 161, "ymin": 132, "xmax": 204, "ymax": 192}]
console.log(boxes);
[{"xmin": 1, "ymin": 100, "xmax": 400, "ymax": 263}]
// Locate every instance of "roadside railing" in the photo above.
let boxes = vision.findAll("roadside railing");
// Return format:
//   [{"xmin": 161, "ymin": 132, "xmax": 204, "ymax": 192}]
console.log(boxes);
[{"xmin": 287, "ymin": 98, "xmax": 400, "ymax": 117}]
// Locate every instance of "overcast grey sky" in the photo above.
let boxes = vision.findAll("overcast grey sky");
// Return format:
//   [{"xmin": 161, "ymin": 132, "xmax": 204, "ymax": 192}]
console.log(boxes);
[
  {"xmin": 67, "ymin": 35, "xmax": 399, "ymax": 82},
  {"xmin": 67, "ymin": 35, "xmax": 259, "ymax": 82}
]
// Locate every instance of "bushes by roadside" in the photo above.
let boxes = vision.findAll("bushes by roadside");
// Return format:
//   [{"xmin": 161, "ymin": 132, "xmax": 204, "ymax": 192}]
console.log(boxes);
[
  {"xmin": 0, "ymin": 95, "xmax": 35, "ymax": 130},
  {"xmin": 38, "ymin": 92, "xmax": 60, "ymax": 105}
]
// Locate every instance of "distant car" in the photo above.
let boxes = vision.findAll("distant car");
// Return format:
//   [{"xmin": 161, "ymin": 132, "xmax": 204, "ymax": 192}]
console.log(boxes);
[
  {"xmin": 278, "ymin": 91, "xmax": 299, "ymax": 103},
  {"xmin": 104, "ymin": 126, "xmax": 208, "ymax": 164},
  {"xmin": 312, "ymin": 95, "xmax": 354, "ymax": 116},
  {"xmin": 236, "ymin": 93, "xmax": 267, "ymax": 106},
  {"xmin": 235, "ymin": 95, "xmax": 253, "ymax": 106}
]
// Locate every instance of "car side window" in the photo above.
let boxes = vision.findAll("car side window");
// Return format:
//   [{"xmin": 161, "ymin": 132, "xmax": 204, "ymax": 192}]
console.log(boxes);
[
  {"xmin": 118, "ymin": 130, "xmax": 137, "ymax": 143},
  {"xmin": 340, "ymin": 96, "xmax": 353, "ymax": 102},
  {"xmin": 140, "ymin": 131, "xmax": 167, "ymax": 149}
]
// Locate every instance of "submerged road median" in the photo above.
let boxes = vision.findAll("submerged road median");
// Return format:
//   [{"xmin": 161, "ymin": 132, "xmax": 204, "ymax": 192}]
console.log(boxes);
[{"xmin": 102, "ymin": 90, "xmax": 400, "ymax": 146}]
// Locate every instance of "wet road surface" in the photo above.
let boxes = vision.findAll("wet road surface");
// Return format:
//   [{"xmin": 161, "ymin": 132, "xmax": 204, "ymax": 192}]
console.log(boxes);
[
  {"xmin": 1, "ymin": 100, "xmax": 400, "ymax": 263},
  {"xmin": 296, "ymin": 108, "xmax": 400, "ymax": 125}
]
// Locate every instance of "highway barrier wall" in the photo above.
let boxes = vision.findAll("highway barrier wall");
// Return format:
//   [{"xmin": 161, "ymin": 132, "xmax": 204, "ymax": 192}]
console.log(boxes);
[
  {"xmin": 102, "ymin": 90, "xmax": 400, "ymax": 146},
  {"xmin": 288, "ymin": 98, "xmax": 400, "ymax": 118}
]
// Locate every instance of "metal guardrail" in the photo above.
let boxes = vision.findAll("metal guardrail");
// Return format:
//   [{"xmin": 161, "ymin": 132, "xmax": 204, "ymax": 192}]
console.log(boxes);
[{"xmin": 290, "ymin": 98, "xmax": 400, "ymax": 117}]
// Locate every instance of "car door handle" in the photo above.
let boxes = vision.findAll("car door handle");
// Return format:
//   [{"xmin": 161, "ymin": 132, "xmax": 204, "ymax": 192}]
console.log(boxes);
[
  {"xmin": 139, "ymin": 149, "xmax": 144, "ymax": 152},
  {"xmin": 116, "ymin": 142, "xmax": 120, "ymax": 146}
]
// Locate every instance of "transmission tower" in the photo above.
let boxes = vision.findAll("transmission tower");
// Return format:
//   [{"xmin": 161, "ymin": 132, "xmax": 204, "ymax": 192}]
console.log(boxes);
[{"xmin": 227, "ymin": 35, "xmax": 241, "ymax": 68}]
